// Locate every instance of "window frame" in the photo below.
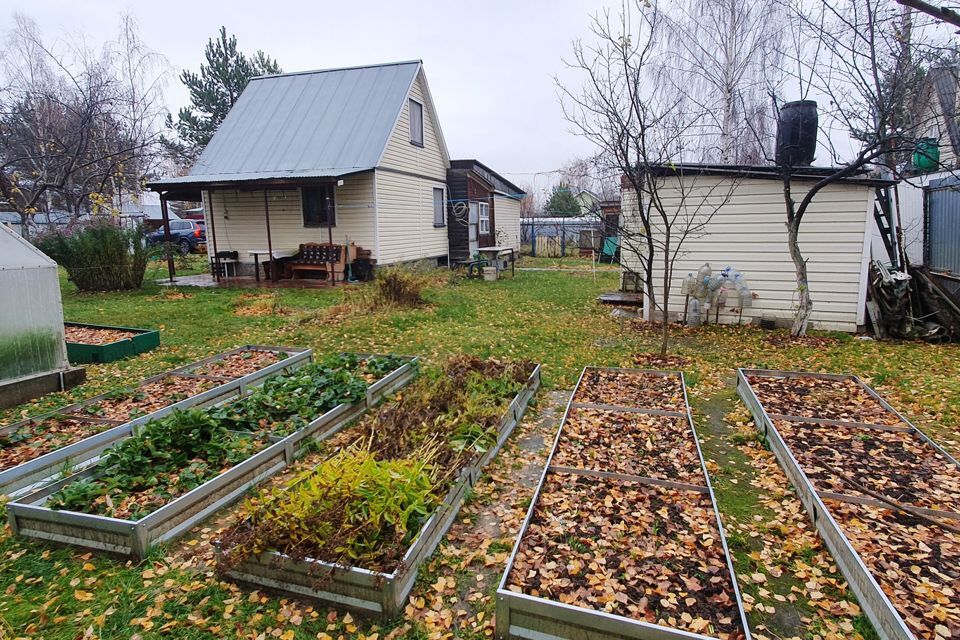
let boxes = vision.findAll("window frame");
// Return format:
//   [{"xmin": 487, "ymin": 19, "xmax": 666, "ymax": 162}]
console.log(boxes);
[
  {"xmin": 432, "ymin": 187, "xmax": 445, "ymax": 227},
  {"xmin": 478, "ymin": 201, "xmax": 490, "ymax": 235},
  {"xmin": 409, "ymin": 99, "xmax": 424, "ymax": 147},
  {"xmin": 301, "ymin": 185, "xmax": 337, "ymax": 228}
]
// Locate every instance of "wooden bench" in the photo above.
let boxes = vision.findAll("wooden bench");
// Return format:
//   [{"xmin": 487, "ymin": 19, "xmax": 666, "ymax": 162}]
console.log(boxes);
[{"xmin": 286, "ymin": 243, "xmax": 345, "ymax": 283}]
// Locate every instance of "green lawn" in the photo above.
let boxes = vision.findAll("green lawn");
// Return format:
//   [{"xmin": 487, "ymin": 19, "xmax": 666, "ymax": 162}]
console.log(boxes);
[{"xmin": 1, "ymin": 269, "xmax": 957, "ymax": 639}]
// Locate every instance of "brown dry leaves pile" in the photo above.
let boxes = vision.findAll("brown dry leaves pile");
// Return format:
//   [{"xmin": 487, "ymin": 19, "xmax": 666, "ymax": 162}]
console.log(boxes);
[
  {"xmin": 554, "ymin": 407, "xmax": 704, "ymax": 484},
  {"xmin": 64, "ymin": 325, "xmax": 139, "ymax": 345},
  {"xmin": 508, "ymin": 473, "xmax": 744, "ymax": 638},
  {"xmin": 0, "ymin": 416, "xmax": 113, "ymax": 471},
  {"xmin": 573, "ymin": 368, "xmax": 685, "ymax": 411},
  {"xmin": 747, "ymin": 375, "xmax": 899, "ymax": 425},
  {"xmin": 744, "ymin": 374, "xmax": 960, "ymax": 640},
  {"xmin": 188, "ymin": 350, "xmax": 283, "ymax": 378},
  {"xmin": 74, "ymin": 375, "xmax": 216, "ymax": 421}
]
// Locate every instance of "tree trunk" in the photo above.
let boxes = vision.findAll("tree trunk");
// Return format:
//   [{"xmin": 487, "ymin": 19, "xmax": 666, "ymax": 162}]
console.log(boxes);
[
  {"xmin": 787, "ymin": 220, "xmax": 812, "ymax": 336},
  {"xmin": 660, "ymin": 230, "xmax": 671, "ymax": 356},
  {"xmin": 19, "ymin": 213, "xmax": 31, "ymax": 241}
]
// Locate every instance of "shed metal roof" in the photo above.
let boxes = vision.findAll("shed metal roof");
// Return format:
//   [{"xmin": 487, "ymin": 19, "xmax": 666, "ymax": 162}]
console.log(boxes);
[{"xmin": 150, "ymin": 60, "xmax": 423, "ymax": 188}]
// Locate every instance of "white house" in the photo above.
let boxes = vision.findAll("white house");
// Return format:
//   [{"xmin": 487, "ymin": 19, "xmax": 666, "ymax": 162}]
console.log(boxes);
[
  {"xmin": 148, "ymin": 60, "xmax": 454, "ymax": 276},
  {"xmin": 621, "ymin": 164, "xmax": 895, "ymax": 333}
]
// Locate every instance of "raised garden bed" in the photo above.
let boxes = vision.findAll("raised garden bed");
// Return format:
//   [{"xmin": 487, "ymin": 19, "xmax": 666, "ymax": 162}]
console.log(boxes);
[
  {"xmin": 498, "ymin": 367, "xmax": 749, "ymax": 640},
  {"xmin": 737, "ymin": 368, "xmax": 960, "ymax": 640},
  {"xmin": 64, "ymin": 322, "xmax": 160, "ymax": 364},
  {"xmin": 216, "ymin": 357, "xmax": 542, "ymax": 618},
  {"xmin": 7, "ymin": 353, "xmax": 417, "ymax": 557},
  {"xmin": 0, "ymin": 346, "xmax": 311, "ymax": 497}
]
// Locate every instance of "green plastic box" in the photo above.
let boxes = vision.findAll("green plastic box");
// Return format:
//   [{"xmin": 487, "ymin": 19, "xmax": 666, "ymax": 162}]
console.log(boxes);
[{"xmin": 64, "ymin": 322, "xmax": 161, "ymax": 364}]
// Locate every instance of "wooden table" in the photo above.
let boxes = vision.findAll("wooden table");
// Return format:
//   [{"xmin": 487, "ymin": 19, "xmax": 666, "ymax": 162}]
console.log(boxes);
[
  {"xmin": 248, "ymin": 249, "xmax": 297, "ymax": 283},
  {"xmin": 476, "ymin": 246, "xmax": 516, "ymax": 279}
]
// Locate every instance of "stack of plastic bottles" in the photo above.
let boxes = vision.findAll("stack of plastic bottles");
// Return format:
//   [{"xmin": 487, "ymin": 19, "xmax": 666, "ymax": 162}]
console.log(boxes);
[{"xmin": 681, "ymin": 264, "xmax": 752, "ymax": 326}]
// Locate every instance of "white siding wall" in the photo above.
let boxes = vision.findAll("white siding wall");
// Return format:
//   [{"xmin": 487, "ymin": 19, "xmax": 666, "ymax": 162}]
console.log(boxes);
[
  {"xmin": 621, "ymin": 176, "xmax": 874, "ymax": 332},
  {"xmin": 379, "ymin": 71, "xmax": 447, "ymax": 182},
  {"xmin": 374, "ymin": 170, "xmax": 448, "ymax": 264},
  {"xmin": 202, "ymin": 172, "xmax": 376, "ymax": 264},
  {"xmin": 493, "ymin": 195, "xmax": 522, "ymax": 250},
  {"xmin": 374, "ymin": 68, "xmax": 450, "ymax": 265}
]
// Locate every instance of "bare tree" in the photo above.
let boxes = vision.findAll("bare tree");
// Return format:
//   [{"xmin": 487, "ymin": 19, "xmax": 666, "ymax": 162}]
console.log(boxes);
[
  {"xmin": 772, "ymin": 0, "xmax": 957, "ymax": 336},
  {"xmin": 559, "ymin": 1, "xmax": 736, "ymax": 354},
  {"xmin": 659, "ymin": 0, "xmax": 786, "ymax": 163},
  {"xmin": 0, "ymin": 14, "xmax": 167, "ymax": 236},
  {"xmin": 895, "ymin": 0, "xmax": 960, "ymax": 28}
]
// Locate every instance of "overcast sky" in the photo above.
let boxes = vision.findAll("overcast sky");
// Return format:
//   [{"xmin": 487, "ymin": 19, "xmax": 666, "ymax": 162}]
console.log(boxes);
[{"xmin": 10, "ymin": 0, "xmax": 623, "ymax": 197}]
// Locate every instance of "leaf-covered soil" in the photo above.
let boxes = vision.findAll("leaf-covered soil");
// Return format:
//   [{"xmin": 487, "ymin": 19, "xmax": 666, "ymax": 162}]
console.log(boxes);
[
  {"xmin": 573, "ymin": 368, "xmax": 685, "ymax": 411},
  {"xmin": 774, "ymin": 419, "xmax": 960, "ymax": 513},
  {"xmin": 745, "ymin": 375, "xmax": 898, "ymax": 425},
  {"xmin": 507, "ymin": 472, "xmax": 744, "ymax": 639},
  {"xmin": 824, "ymin": 499, "xmax": 959, "ymax": 640},
  {"xmin": 553, "ymin": 406, "xmax": 704, "ymax": 484},
  {"xmin": 0, "ymin": 416, "xmax": 117, "ymax": 472},
  {"xmin": 745, "ymin": 373, "xmax": 960, "ymax": 639},
  {"xmin": 64, "ymin": 325, "xmax": 140, "ymax": 345},
  {"xmin": 70, "ymin": 375, "xmax": 217, "ymax": 421},
  {"xmin": 187, "ymin": 350, "xmax": 284, "ymax": 378}
]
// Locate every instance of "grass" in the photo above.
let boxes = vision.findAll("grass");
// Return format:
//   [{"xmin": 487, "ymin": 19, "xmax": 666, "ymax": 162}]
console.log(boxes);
[{"xmin": 0, "ymin": 266, "xmax": 957, "ymax": 639}]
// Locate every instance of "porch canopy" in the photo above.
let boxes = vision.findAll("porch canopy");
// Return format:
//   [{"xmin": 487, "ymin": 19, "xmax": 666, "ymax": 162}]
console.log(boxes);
[
  {"xmin": 147, "ymin": 171, "xmax": 369, "ymax": 283},
  {"xmin": 146, "ymin": 60, "xmax": 423, "ymax": 281}
]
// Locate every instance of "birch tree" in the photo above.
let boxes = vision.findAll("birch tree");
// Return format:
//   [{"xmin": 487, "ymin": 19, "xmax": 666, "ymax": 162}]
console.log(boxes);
[
  {"xmin": 659, "ymin": 0, "xmax": 785, "ymax": 163},
  {"xmin": 559, "ymin": 1, "xmax": 736, "ymax": 354}
]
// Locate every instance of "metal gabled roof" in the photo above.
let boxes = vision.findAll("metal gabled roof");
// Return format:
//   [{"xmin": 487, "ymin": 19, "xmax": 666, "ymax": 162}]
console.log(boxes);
[{"xmin": 153, "ymin": 60, "xmax": 423, "ymax": 188}]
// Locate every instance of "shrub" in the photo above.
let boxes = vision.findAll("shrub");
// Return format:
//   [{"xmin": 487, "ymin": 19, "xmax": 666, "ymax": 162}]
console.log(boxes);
[
  {"xmin": 373, "ymin": 267, "xmax": 429, "ymax": 307},
  {"xmin": 36, "ymin": 221, "xmax": 152, "ymax": 291}
]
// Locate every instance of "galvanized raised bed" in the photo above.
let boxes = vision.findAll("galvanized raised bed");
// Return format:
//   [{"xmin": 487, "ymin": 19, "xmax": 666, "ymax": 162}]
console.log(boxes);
[
  {"xmin": 6, "ymin": 355, "xmax": 418, "ymax": 558},
  {"xmin": 64, "ymin": 322, "xmax": 161, "ymax": 364},
  {"xmin": 737, "ymin": 368, "xmax": 960, "ymax": 640},
  {"xmin": 0, "ymin": 345, "xmax": 311, "ymax": 497},
  {"xmin": 218, "ymin": 363, "xmax": 542, "ymax": 618},
  {"xmin": 497, "ymin": 367, "xmax": 751, "ymax": 640}
]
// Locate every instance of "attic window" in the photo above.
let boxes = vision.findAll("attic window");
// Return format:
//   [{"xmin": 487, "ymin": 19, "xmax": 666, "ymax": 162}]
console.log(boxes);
[
  {"xmin": 409, "ymin": 99, "xmax": 423, "ymax": 146},
  {"xmin": 302, "ymin": 185, "xmax": 336, "ymax": 227}
]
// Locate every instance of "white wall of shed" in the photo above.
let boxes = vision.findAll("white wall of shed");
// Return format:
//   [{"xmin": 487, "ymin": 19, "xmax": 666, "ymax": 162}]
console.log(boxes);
[
  {"xmin": 493, "ymin": 195, "xmax": 522, "ymax": 250},
  {"xmin": 621, "ymin": 175, "xmax": 875, "ymax": 332}
]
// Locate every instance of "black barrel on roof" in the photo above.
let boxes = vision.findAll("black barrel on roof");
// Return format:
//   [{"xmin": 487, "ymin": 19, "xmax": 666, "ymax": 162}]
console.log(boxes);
[{"xmin": 775, "ymin": 100, "xmax": 818, "ymax": 167}]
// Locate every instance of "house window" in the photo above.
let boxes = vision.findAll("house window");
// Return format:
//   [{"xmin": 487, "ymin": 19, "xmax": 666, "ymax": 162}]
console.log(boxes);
[
  {"xmin": 433, "ymin": 187, "xmax": 445, "ymax": 227},
  {"xmin": 409, "ymin": 99, "xmax": 423, "ymax": 146},
  {"xmin": 301, "ymin": 185, "xmax": 336, "ymax": 227},
  {"xmin": 478, "ymin": 201, "xmax": 490, "ymax": 234}
]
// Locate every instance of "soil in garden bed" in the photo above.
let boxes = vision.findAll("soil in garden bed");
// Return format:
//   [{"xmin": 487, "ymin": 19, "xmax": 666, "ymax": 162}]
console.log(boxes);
[
  {"xmin": 774, "ymin": 419, "xmax": 960, "ymax": 513},
  {"xmin": 506, "ymin": 472, "xmax": 744, "ymax": 639},
  {"xmin": 552, "ymin": 407, "xmax": 705, "ymax": 485},
  {"xmin": 0, "ymin": 416, "xmax": 116, "ymax": 472},
  {"xmin": 188, "ymin": 350, "xmax": 284, "ymax": 378},
  {"xmin": 746, "ymin": 375, "xmax": 899, "ymax": 425},
  {"xmin": 573, "ymin": 369, "xmax": 685, "ymax": 411},
  {"xmin": 69, "ymin": 375, "xmax": 217, "ymax": 421},
  {"xmin": 824, "ymin": 498, "xmax": 960, "ymax": 640},
  {"xmin": 64, "ymin": 324, "xmax": 140, "ymax": 345}
]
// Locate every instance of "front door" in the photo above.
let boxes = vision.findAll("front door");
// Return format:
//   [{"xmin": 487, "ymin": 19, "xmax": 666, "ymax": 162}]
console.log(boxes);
[{"xmin": 468, "ymin": 202, "xmax": 479, "ymax": 257}]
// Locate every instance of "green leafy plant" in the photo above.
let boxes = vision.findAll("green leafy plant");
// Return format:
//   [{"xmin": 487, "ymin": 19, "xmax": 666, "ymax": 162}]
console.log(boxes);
[{"xmin": 36, "ymin": 221, "xmax": 153, "ymax": 291}]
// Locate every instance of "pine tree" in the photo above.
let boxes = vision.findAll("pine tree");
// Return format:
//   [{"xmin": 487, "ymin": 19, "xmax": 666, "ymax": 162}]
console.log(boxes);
[
  {"xmin": 543, "ymin": 183, "xmax": 582, "ymax": 217},
  {"xmin": 166, "ymin": 27, "xmax": 281, "ymax": 162}
]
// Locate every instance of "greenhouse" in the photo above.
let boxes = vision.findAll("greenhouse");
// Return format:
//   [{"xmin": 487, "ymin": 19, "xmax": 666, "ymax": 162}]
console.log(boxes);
[{"xmin": 0, "ymin": 224, "xmax": 81, "ymax": 407}]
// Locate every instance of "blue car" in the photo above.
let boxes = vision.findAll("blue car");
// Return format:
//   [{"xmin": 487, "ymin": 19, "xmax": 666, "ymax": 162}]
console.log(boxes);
[{"xmin": 146, "ymin": 219, "xmax": 206, "ymax": 255}]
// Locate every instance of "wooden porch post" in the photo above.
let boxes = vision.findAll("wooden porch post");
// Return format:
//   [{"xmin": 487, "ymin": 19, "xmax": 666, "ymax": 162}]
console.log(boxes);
[
  {"xmin": 263, "ymin": 190, "xmax": 276, "ymax": 283},
  {"xmin": 206, "ymin": 189, "xmax": 221, "ymax": 282},
  {"xmin": 160, "ymin": 196, "xmax": 175, "ymax": 282}
]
